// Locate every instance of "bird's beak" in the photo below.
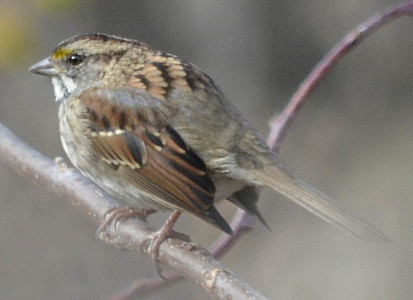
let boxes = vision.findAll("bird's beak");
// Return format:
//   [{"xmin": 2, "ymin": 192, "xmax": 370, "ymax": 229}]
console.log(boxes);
[{"xmin": 29, "ymin": 57, "xmax": 59, "ymax": 77}]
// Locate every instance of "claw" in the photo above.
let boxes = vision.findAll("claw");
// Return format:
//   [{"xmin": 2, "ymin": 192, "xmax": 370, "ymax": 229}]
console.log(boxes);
[
  {"xmin": 97, "ymin": 207, "xmax": 156, "ymax": 239},
  {"xmin": 97, "ymin": 208, "xmax": 188, "ymax": 278}
]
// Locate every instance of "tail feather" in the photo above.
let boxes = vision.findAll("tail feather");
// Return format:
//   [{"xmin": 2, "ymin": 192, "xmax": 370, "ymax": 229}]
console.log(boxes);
[
  {"xmin": 250, "ymin": 164, "xmax": 389, "ymax": 242},
  {"xmin": 199, "ymin": 206, "xmax": 233, "ymax": 235}
]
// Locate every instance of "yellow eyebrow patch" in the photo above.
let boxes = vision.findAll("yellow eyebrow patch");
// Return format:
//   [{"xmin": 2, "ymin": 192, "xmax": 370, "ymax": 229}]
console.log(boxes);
[{"xmin": 52, "ymin": 47, "xmax": 74, "ymax": 59}]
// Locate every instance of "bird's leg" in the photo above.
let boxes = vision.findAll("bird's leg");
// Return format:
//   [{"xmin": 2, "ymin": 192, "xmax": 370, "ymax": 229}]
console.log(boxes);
[{"xmin": 142, "ymin": 210, "xmax": 190, "ymax": 279}]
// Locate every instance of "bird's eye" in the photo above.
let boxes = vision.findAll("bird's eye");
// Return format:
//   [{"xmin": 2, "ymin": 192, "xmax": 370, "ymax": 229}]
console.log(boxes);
[{"xmin": 68, "ymin": 54, "xmax": 85, "ymax": 66}]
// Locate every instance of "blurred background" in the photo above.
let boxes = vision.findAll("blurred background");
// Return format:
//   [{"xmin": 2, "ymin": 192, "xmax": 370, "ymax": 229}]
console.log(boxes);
[{"xmin": 0, "ymin": 0, "xmax": 412, "ymax": 299}]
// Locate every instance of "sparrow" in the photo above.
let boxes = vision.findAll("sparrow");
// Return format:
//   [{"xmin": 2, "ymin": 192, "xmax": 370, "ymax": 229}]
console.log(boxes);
[{"xmin": 29, "ymin": 33, "xmax": 387, "ymax": 242}]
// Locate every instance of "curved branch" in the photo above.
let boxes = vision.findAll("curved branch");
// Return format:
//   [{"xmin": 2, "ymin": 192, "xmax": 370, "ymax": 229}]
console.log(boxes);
[{"xmin": 267, "ymin": 1, "xmax": 413, "ymax": 152}]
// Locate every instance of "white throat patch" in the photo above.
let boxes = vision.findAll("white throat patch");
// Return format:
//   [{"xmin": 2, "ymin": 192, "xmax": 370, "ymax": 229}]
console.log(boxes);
[{"xmin": 51, "ymin": 76, "xmax": 76, "ymax": 102}]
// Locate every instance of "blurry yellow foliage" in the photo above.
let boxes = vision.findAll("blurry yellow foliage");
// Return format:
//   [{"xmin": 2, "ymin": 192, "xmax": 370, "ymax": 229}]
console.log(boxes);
[
  {"xmin": 33, "ymin": 0, "xmax": 82, "ymax": 12},
  {"xmin": 0, "ymin": 7, "xmax": 33, "ymax": 70}
]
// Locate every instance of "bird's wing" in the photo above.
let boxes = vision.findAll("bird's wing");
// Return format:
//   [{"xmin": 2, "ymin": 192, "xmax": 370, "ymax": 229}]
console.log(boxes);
[{"xmin": 76, "ymin": 87, "xmax": 232, "ymax": 234}]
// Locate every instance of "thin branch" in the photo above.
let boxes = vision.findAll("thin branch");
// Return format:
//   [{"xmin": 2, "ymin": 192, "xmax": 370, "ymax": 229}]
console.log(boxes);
[
  {"xmin": 106, "ymin": 210, "xmax": 255, "ymax": 299},
  {"xmin": 267, "ymin": 1, "xmax": 413, "ymax": 152},
  {"xmin": 0, "ymin": 123, "xmax": 267, "ymax": 300}
]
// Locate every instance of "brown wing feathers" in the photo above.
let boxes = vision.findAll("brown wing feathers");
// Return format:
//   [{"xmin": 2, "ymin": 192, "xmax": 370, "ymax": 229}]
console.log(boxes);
[{"xmin": 80, "ymin": 89, "xmax": 232, "ymax": 234}]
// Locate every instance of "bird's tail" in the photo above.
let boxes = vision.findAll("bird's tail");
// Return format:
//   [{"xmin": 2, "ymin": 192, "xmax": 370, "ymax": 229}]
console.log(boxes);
[{"xmin": 249, "ymin": 164, "xmax": 389, "ymax": 242}]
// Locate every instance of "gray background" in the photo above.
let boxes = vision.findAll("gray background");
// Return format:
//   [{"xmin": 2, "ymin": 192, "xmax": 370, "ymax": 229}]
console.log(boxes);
[{"xmin": 1, "ymin": 1, "xmax": 412, "ymax": 299}]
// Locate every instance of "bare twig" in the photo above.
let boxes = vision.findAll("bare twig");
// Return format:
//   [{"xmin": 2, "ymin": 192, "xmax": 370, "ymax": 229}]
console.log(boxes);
[
  {"xmin": 107, "ymin": 210, "xmax": 255, "ymax": 299},
  {"xmin": 267, "ymin": 1, "xmax": 413, "ymax": 152}
]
